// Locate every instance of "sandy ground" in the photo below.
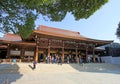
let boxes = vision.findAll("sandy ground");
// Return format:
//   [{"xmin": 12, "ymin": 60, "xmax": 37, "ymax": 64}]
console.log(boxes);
[{"xmin": 0, "ymin": 63, "xmax": 120, "ymax": 84}]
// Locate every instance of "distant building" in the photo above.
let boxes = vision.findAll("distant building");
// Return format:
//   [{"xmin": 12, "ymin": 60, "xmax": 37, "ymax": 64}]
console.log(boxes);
[{"xmin": 104, "ymin": 43, "xmax": 120, "ymax": 56}]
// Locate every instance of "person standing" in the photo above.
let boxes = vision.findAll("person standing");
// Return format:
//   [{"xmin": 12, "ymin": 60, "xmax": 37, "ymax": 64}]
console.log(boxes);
[
  {"xmin": 67, "ymin": 56, "xmax": 69, "ymax": 64},
  {"xmin": 45, "ymin": 56, "xmax": 48, "ymax": 63},
  {"xmin": 33, "ymin": 60, "xmax": 37, "ymax": 69},
  {"xmin": 58, "ymin": 56, "xmax": 62, "ymax": 65}
]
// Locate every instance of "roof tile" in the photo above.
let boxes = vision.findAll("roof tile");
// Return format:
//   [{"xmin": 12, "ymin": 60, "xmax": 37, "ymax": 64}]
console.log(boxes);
[{"xmin": 3, "ymin": 33, "xmax": 22, "ymax": 41}]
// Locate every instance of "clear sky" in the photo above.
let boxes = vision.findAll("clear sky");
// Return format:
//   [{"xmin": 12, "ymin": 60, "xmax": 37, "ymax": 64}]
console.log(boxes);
[{"xmin": 35, "ymin": 0, "xmax": 120, "ymax": 43}]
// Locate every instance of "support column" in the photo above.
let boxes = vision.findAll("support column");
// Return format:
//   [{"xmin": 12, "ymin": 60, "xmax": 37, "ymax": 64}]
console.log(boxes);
[
  {"xmin": 34, "ymin": 35, "xmax": 39, "ymax": 62},
  {"xmin": 76, "ymin": 47, "xmax": 78, "ymax": 63},
  {"xmin": 7, "ymin": 44, "xmax": 10, "ymax": 62},
  {"xmin": 20, "ymin": 48, "xmax": 24, "ymax": 62},
  {"xmin": 93, "ymin": 46, "xmax": 95, "ymax": 63},
  {"xmin": 86, "ymin": 46, "xmax": 88, "ymax": 63},
  {"xmin": 62, "ymin": 47, "xmax": 64, "ymax": 63},
  {"xmin": 62, "ymin": 41, "xmax": 64, "ymax": 63},
  {"xmin": 48, "ymin": 40, "xmax": 51, "ymax": 56},
  {"xmin": 48, "ymin": 46, "xmax": 50, "ymax": 56},
  {"xmin": 7, "ymin": 44, "xmax": 10, "ymax": 57},
  {"xmin": 35, "ymin": 46, "xmax": 39, "ymax": 62}
]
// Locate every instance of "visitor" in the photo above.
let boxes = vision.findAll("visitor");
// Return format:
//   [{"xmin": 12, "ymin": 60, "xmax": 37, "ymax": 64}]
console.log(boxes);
[
  {"xmin": 33, "ymin": 60, "xmax": 37, "ymax": 69},
  {"xmin": 47, "ymin": 55, "xmax": 50, "ymax": 63},
  {"xmin": 13, "ymin": 58, "xmax": 16, "ymax": 64},
  {"xmin": 76, "ymin": 57, "xmax": 79, "ymax": 64},
  {"xmin": 88, "ymin": 56, "xmax": 91, "ymax": 63},
  {"xmin": 45, "ymin": 56, "xmax": 48, "ymax": 63},
  {"xmin": 79, "ymin": 57, "xmax": 83, "ymax": 64},
  {"xmin": 54, "ymin": 55, "xmax": 56, "ymax": 63},
  {"xmin": 67, "ymin": 56, "xmax": 69, "ymax": 64},
  {"xmin": 58, "ymin": 56, "xmax": 62, "ymax": 65},
  {"xmin": 51, "ymin": 56, "xmax": 54, "ymax": 64},
  {"xmin": 56, "ymin": 55, "xmax": 59, "ymax": 64}
]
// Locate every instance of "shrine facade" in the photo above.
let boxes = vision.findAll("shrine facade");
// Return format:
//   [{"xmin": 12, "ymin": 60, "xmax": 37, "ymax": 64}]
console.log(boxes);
[{"xmin": 0, "ymin": 25, "xmax": 113, "ymax": 63}]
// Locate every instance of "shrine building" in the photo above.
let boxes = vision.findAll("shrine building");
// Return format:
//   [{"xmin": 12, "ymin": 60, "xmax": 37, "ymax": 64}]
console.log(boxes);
[{"xmin": 0, "ymin": 25, "xmax": 113, "ymax": 63}]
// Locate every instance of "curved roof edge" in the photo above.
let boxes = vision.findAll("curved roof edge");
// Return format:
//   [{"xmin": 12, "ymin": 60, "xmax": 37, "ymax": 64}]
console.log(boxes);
[
  {"xmin": 34, "ymin": 25, "xmax": 113, "ymax": 44},
  {"xmin": 0, "ymin": 25, "xmax": 113, "ymax": 46}
]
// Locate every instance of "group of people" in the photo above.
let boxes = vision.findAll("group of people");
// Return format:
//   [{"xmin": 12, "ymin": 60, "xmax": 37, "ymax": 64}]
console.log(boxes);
[
  {"xmin": 45, "ymin": 55, "xmax": 62, "ymax": 65},
  {"xmin": 33, "ymin": 55, "xmax": 63, "ymax": 69},
  {"xmin": 32, "ymin": 55, "xmax": 90, "ymax": 69}
]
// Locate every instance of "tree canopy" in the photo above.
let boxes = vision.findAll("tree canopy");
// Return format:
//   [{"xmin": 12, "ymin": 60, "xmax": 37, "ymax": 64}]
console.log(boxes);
[
  {"xmin": 0, "ymin": 0, "xmax": 109, "ymax": 40},
  {"xmin": 116, "ymin": 22, "xmax": 120, "ymax": 40}
]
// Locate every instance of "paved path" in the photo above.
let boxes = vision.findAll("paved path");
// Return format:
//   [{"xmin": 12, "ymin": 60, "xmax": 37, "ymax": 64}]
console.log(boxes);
[{"xmin": 0, "ymin": 63, "xmax": 120, "ymax": 84}]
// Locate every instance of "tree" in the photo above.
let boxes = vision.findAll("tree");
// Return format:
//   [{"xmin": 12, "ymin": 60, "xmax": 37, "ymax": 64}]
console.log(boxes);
[
  {"xmin": 116, "ymin": 22, "xmax": 120, "ymax": 40},
  {"xmin": 17, "ymin": 13, "xmax": 36, "ymax": 40},
  {"xmin": 0, "ymin": 0, "xmax": 109, "ymax": 40}
]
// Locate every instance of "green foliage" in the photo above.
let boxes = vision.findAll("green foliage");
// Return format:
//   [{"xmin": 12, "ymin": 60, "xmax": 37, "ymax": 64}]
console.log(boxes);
[
  {"xmin": 17, "ymin": 13, "xmax": 36, "ymax": 40},
  {"xmin": 116, "ymin": 22, "xmax": 120, "ymax": 40},
  {"xmin": 35, "ymin": 0, "xmax": 109, "ymax": 21},
  {"xmin": 0, "ymin": 0, "xmax": 109, "ymax": 40}
]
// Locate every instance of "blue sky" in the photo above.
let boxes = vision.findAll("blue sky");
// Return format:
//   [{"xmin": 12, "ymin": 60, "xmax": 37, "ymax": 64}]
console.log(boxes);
[{"xmin": 35, "ymin": 0, "xmax": 120, "ymax": 43}]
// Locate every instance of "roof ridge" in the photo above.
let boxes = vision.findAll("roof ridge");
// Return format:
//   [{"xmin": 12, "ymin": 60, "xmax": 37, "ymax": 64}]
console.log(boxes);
[{"xmin": 37, "ymin": 25, "xmax": 80, "ymax": 37}]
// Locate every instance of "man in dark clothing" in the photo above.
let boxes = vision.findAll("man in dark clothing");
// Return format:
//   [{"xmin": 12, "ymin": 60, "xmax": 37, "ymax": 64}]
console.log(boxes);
[{"xmin": 33, "ymin": 60, "xmax": 37, "ymax": 69}]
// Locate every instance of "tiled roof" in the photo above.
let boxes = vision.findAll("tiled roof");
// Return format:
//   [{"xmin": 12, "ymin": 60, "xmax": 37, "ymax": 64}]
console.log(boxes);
[
  {"xmin": 35, "ymin": 25, "xmax": 113, "ymax": 43},
  {"xmin": 38, "ymin": 25, "xmax": 80, "ymax": 37},
  {"xmin": 2, "ymin": 33, "xmax": 22, "ymax": 41},
  {"xmin": 0, "ymin": 25, "xmax": 113, "ymax": 46},
  {"xmin": 35, "ymin": 25, "xmax": 88, "ymax": 40}
]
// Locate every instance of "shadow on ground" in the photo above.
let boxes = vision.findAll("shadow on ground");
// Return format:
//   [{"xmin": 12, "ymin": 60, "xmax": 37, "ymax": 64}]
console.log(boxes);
[
  {"xmin": 70, "ymin": 63, "xmax": 120, "ymax": 74},
  {"xmin": 0, "ymin": 63, "xmax": 23, "ymax": 84},
  {"xmin": 28, "ymin": 65, "xmax": 34, "ymax": 70}
]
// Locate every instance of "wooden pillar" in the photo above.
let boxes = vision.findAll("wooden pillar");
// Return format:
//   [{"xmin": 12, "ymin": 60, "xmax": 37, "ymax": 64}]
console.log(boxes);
[
  {"xmin": 76, "ymin": 47, "xmax": 78, "ymax": 63},
  {"xmin": 62, "ymin": 41, "xmax": 64, "ymax": 63},
  {"xmin": 62, "ymin": 47, "xmax": 64, "ymax": 63},
  {"xmin": 21, "ymin": 48, "xmax": 24, "ymax": 56},
  {"xmin": 7, "ymin": 44, "xmax": 10, "ymax": 62},
  {"xmin": 20, "ymin": 48, "xmax": 24, "ymax": 62},
  {"xmin": 86, "ymin": 46, "xmax": 88, "ymax": 63},
  {"xmin": 35, "ymin": 46, "xmax": 39, "ymax": 62},
  {"xmin": 93, "ymin": 46, "xmax": 95, "ymax": 63},
  {"xmin": 48, "ymin": 46, "xmax": 50, "ymax": 56},
  {"xmin": 48, "ymin": 40, "xmax": 51, "ymax": 56}
]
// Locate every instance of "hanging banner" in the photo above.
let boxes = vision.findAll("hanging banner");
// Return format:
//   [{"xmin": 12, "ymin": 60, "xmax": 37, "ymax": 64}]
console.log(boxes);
[
  {"xmin": 25, "ymin": 51, "xmax": 34, "ymax": 56},
  {"xmin": 10, "ymin": 50, "xmax": 20, "ymax": 55}
]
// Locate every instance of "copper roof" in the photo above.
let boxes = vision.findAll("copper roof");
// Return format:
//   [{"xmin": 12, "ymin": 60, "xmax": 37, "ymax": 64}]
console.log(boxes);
[
  {"xmin": 34, "ymin": 25, "xmax": 113, "ymax": 44},
  {"xmin": 38, "ymin": 25, "xmax": 80, "ymax": 37},
  {"xmin": 0, "ymin": 25, "xmax": 113, "ymax": 46},
  {"xmin": 0, "ymin": 33, "xmax": 35, "ymax": 46},
  {"xmin": 2, "ymin": 33, "xmax": 22, "ymax": 41}
]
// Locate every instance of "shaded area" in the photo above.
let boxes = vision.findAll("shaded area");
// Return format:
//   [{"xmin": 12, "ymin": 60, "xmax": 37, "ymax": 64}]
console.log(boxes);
[
  {"xmin": 28, "ymin": 64, "xmax": 34, "ymax": 70},
  {"xmin": 69, "ymin": 63, "xmax": 120, "ymax": 74},
  {"xmin": 0, "ymin": 63, "xmax": 23, "ymax": 84}
]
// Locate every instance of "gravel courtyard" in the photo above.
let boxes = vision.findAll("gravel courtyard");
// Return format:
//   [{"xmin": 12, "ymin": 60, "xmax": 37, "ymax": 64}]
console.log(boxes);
[{"xmin": 0, "ymin": 63, "xmax": 120, "ymax": 84}]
